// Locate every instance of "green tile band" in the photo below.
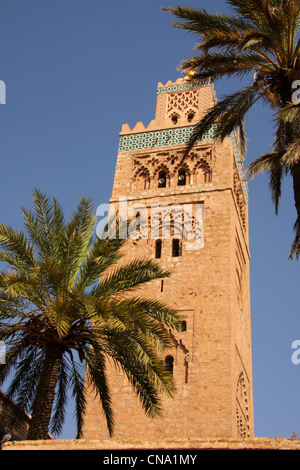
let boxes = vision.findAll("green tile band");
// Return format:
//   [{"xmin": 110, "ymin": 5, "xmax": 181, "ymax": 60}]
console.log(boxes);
[
  {"xmin": 118, "ymin": 124, "xmax": 248, "ymax": 204},
  {"xmin": 118, "ymin": 125, "xmax": 216, "ymax": 152},
  {"xmin": 157, "ymin": 79, "xmax": 211, "ymax": 94}
]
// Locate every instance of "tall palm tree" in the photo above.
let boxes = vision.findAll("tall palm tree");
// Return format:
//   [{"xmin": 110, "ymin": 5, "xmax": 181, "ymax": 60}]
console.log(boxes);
[
  {"xmin": 0, "ymin": 189, "xmax": 179, "ymax": 440},
  {"xmin": 163, "ymin": 0, "xmax": 300, "ymax": 257}
]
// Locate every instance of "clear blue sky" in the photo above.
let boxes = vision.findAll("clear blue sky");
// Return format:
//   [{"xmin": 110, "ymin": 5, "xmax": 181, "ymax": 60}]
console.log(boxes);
[{"xmin": 0, "ymin": 0, "xmax": 299, "ymax": 440}]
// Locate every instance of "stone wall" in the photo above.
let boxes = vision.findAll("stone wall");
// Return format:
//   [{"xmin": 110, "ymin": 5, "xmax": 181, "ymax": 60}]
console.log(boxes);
[
  {"xmin": 3, "ymin": 436, "xmax": 300, "ymax": 450},
  {"xmin": 0, "ymin": 390, "xmax": 30, "ymax": 441}
]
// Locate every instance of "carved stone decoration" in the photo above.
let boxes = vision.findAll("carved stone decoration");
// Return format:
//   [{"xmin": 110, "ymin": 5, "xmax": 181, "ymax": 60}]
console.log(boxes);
[
  {"xmin": 233, "ymin": 162, "xmax": 246, "ymax": 231},
  {"xmin": 131, "ymin": 149, "xmax": 213, "ymax": 189},
  {"xmin": 236, "ymin": 372, "xmax": 250, "ymax": 438}
]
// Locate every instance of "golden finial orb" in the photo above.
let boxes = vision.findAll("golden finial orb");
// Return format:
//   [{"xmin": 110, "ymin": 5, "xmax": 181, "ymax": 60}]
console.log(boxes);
[{"xmin": 184, "ymin": 70, "xmax": 197, "ymax": 81}]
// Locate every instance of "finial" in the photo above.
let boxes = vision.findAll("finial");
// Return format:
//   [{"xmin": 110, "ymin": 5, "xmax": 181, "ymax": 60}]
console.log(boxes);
[{"xmin": 184, "ymin": 70, "xmax": 197, "ymax": 81}]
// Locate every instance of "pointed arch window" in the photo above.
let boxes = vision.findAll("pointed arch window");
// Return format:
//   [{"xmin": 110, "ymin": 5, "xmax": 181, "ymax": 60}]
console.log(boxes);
[
  {"xmin": 172, "ymin": 238, "xmax": 182, "ymax": 257},
  {"xmin": 138, "ymin": 172, "xmax": 150, "ymax": 190},
  {"xmin": 165, "ymin": 356, "xmax": 174, "ymax": 375},
  {"xmin": 158, "ymin": 170, "xmax": 167, "ymax": 188},
  {"xmin": 181, "ymin": 320, "xmax": 187, "ymax": 332},
  {"xmin": 155, "ymin": 239, "xmax": 162, "ymax": 259},
  {"xmin": 196, "ymin": 164, "xmax": 212, "ymax": 184},
  {"xmin": 134, "ymin": 169, "xmax": 150, "ymax": 191},
  {"xmin": 187, "ymin": 112, "xmax": 195, "ymax": 122},
  {"xmin": 178, "ymin": 169, "xmax": 186, "ymax": 186}
]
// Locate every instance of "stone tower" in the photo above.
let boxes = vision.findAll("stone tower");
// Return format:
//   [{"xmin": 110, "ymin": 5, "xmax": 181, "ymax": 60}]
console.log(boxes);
[{"xmin": 83, "ymin": 76, "xmax": 254, "ymax": 440}]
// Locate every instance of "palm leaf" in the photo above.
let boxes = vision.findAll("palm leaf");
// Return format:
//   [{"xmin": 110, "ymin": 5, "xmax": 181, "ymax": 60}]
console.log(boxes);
[
  {"xmin": 184, "ymin": 83, "xmax": 260, "ymax": 156},
  {"xmin": 0, "ymin": 224, "xmax": 36, "ymax": 269},
  {"xmin": 0, "ymin": 189, "xmax": 179, "ymax": 439},
  {"xmin": 280, "ymin": 139, "xmax": 300, "ymax": 166},
  {"xmin": 97, "ymin": 259, "xmax": 172, "ymax": 297},
  {"xmin": 164, "ymin": 1, "xmax": 300, "ymax": 258},
  {"xmin": 68, "ymin": 352, "xmax": 86, "ymax": 439},
  {"xmin": 86, "ymin": 343, "xmax": 114, "ymax": 437},
  {"xmin": 50, "ymin": 357, "xmax": 69, "ymax": 436}
]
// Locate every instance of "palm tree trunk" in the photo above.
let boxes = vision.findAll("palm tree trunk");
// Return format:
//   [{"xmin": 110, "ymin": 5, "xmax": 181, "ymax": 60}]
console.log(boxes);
[{"xmin": 27, "ymin": 344, "xmax": 62, "ymax": 440}]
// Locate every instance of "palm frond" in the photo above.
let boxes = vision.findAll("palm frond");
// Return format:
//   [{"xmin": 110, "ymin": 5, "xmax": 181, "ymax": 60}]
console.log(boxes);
[
  {"xmin": 49, "ymin": 358, "xmax": 69, "ymax": 436},
  {"xmin": 1, "ymin": 269, "xmax": 45, "ymax": 307},
  {"xmin": 277, "ymin": 102, "xmax": 300, "ymax": 122},
  {"xmin": 2, "ymin": 346, "xmax": 44, "ymax": 413},
  {"xmin": 118, "ymin": 297, "xmax": 180, "ymax": 331},
  {"xmin": 164, "ymin": 1, "xmax": 300, "ymax": 258},
  {"xmin": 162, "ymin": 5, "xmax": 252, "ymax": 34},
  {"xmin": 290, "ymin": 216, "xmax": 300, "ymax": 259},
  {"xmin": 86, "ymin": 343, "xmax": 114, "ymax": 437},
  {"xmin": 247, "ymin": 149, "xmax": 285, "ymax": 213},
  {"xmin": 0, "ymin": 189, "xmax": 179, "ymax": 439},
  {"xmin": 73, "ymin": 234, "xmax": 126, "ymax": 294},
  {"xmin": 0, "ymin": 224, "xmax": 36, "ymax": 269},
  {"xmin": 23, "ymin": 188, "xmax": 59, "ymax": 260},
  {"xmin": 184, "ymin": 83, "xmax": 260, "ymax": 156},
  {"xmin": 179, "ymin": 51, "xmax": 266, "ymax": 82},
  {"xmin": 68, "ymin": 351, "xmax": 86, "ymax": 439},
  {"xmin": 63, "ymin": 197, "xmax": 96, "ymax": 290},
  {"xmin": 95, "ymin": 296, "xmax": 179, "ymax": 351},
  {"xmin": 102, "ymin": 330, "xmax": 172, "ymax": 420},
  {"xmin": 280, "ymin": 139, "xmax": 300, "ymax": 166},
  {"xmin": 269, "ymin": 160, "xmax": 284, "ymax": 214},
  {"xmin": 247, "ymin": 151, "xmax": 282, "ymax": 178},
  {"xmin": 97, "ymin": 259, "xmax": 172, "ymax": 297}
]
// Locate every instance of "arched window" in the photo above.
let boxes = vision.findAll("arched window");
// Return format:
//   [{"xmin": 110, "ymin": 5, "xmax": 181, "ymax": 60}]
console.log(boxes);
[
  {"xmin": 134, "ymin": 169, "xmax": 150, "ymax": 191},
  {"xmin": 165, "ymin": 356, "xmax": 174, "ymax": 375},
  {"xmin": 178, "ymin": 169, "xmax": 186, "ymax": 186},
  {"xmin": 137, "ymin": 172, "xmax": 150, "ymax": 190},
  {"xmin": 187, "ymin": 112, "xmax": 195, "ymax": 122},
  {"xmin": 172, "ymin": 239, "xmax": 181, "ymax": 257},
  {"xmin": 158, "ymin": 170, "xmax": 167, "ymax": 188},
  {"xmin": 181, "ymin": 320, "xmax": 187, "ymax": 332},
  {"xmin": 196, "ymin": 164, "xmax": 212, "ymax": 184},
  {"xmin": 155, "ymin": 239, "xmax": 162, "ymax": 259}
]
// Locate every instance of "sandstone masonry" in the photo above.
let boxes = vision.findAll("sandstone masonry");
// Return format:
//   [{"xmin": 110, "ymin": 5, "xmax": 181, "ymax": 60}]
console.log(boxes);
[{"xmin": 82, "ymin": 77, "xmax": 254, "ymax": 441}]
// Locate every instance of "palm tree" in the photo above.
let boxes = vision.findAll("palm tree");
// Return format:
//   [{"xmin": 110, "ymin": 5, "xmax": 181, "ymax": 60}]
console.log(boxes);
[
  {"xmin": 0, "ymin": 189, "xmax": 179, "ymax": 440},
  {"xmin": 163, "ymin": 0, "xmax": 300, "ymax": 257}
]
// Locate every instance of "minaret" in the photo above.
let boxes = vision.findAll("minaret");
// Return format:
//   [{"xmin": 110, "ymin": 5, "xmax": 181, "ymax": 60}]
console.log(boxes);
[{"xmin": 83, "ymin": 76, "xmax": 254, "ymax": 440}]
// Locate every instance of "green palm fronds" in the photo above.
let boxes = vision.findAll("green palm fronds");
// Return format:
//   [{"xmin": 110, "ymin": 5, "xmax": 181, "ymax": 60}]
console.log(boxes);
[
  {"xmin": 0, "ymin": 189, "xmax": 179, "ymax": 439},
  {"xmin": 163, "ymin": 0, "xmax": 300, "ymax": 257}
]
